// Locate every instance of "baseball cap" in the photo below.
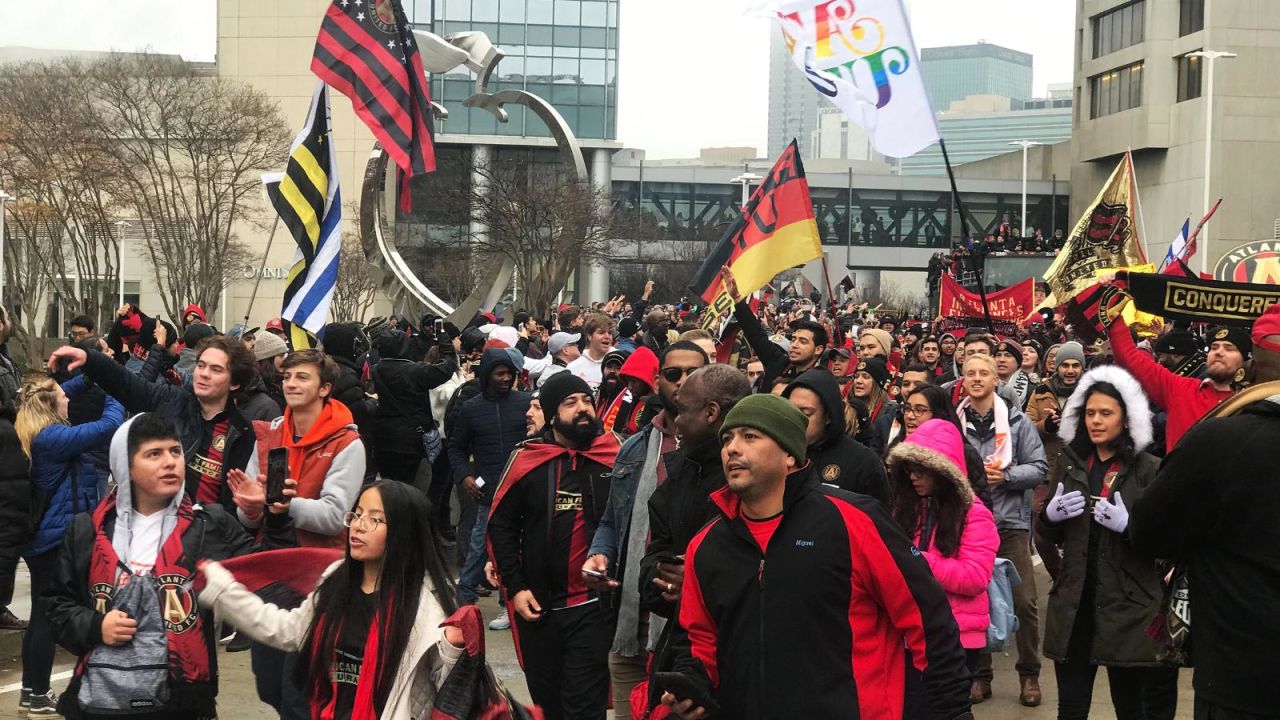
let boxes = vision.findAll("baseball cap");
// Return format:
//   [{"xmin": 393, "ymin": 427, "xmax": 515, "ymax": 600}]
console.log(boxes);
[{"xmin": 548, "ymin": 332, "xmax": 581, "ymax": 357}]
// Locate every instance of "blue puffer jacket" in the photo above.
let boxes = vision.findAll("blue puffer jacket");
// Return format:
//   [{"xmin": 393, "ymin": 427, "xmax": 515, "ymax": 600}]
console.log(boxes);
[
  {"xmin": 446, "ymin": 349, "xmax": 531, "ymax": 505},
  {"xmin": 26, "ymin": 376, "xmax": 126, "ymax": 557}
]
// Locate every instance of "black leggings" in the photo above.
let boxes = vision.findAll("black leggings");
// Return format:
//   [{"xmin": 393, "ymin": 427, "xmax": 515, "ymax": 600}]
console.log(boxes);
[
  {"xmin": 1055, "ymin": 606, "xmax": 1177, "ymax": 720},
  {"xmin": 21, "ymin": 549, "xmax": 59, "ymax": 694}
]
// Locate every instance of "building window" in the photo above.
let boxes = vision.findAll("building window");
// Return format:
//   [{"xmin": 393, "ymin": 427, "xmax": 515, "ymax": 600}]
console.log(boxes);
[
  {"xmin": 1180, "ymin": 0, "xmax": 1205, "ymax": 36},
  {"xmin": 1177, "ymin": 52, "xmax": 1203, "ymax": 101},
  {"xmin": 1092, "ymin": 1, "xmax": 1145, "ymax": 58},
  {"xmin": 1090, "ymin": 62, "xmax": 1144, "ymax": 118}
]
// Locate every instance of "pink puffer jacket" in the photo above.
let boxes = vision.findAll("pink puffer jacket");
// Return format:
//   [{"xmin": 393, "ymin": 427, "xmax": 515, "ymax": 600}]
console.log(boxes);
[{"xmin": 888, "ymin": 419, "xmax": 1000, "ymax": 649}]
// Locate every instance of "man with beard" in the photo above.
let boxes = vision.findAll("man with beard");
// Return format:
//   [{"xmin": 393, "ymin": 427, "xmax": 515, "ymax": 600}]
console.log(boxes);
[
  {"xmin": 584, "ymin": 340, "xmax": 707, "ymax": 717},
  {"xmin": 1153, "ymin": 327, "xmax": 1206, "ymax": 377},
  {"xmin": 601, "ymin": 347, "xmax": 659, "ymax": 438},
  {"xmin": 720, "ymin": 266, "xmax": 828, "ymax": 392},
  {"xmin": 629, "ymin": 365, "xmax": 750, "ymax": 715},
  {"xmin": 1024, "ymin": 341, "xmax": 1085, "ymax": 580},
  {"xmin": 939, "ymin": 333, "xmax": 959, "ymax": 381},
  {"xmin": 595, "ymin": 349, "xmax": 631, "ymax": 413},
  {"xmin": 1107, "ymin": 314, "xmax": 1247, "ymax": 452},
  {"xmin": 449, "ymin": 348, "xmax": 532, "ymax": 608},
  {"xmin": 781, "ymin": 369, "xmax": 889, "ymax": 501},
  {"xmin": 488, "ymin": 372, "xmax": 620, "ymax": 720}
]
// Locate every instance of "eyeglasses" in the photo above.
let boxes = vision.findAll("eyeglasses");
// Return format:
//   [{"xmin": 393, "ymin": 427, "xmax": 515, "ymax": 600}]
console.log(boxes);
[
  {"xmin": 902, "ymin": 404, "xmax": 932, "ymax": 418},
  {"xmin": 660, "ymin": 367, "xmax": 697, "ymax": 383},
  {"xmin": 68, "ymin": 330, "xmax": 91, "ymax": 341},
  {"xmin": 343, "ymin": 512, "xmax": 388, "ymax": 533}
]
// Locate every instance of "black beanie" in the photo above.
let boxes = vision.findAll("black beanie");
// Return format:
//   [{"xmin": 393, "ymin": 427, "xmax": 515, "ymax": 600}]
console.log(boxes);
[
  {"xmin": 321, "ymin": 322, "xmax": 358, "ymax": 360},
  {"xmin": 855, "ymin": 356, "xmax": 892, "ymax": 388},
  {"xmin": 539, "ymin": 371, "xmax": 593, "ymax": 418},
  {"xmin": 1154, "ymin": 329, "xmax": 1199, "ymax": 356},
  {"xmin": 1207, "ymin": 325, "xmax": 1252, "ymax": 357}
]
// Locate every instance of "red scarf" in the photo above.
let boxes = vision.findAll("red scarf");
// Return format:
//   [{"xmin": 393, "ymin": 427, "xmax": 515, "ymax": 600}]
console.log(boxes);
[
  {"xmin": 313, "ymin": 603, "xmax": 391, "ymax": 720},
  {"xmin": 82, "ymin": 491, "xmax": 209, "ymax": 686}
]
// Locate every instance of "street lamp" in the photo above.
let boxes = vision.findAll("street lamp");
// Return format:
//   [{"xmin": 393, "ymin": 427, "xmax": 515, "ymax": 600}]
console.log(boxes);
[
  {"xmin": 1009, "ymin": 140, "xmax": 1041, "ymax": 238},
  {"xmin": 0, "ymin": 190, "xmax": 11, "ymax": 307},
  {"xmin": 1186, "ymin": 49, "xmax": 1237, "ymax": 275},
  {"xmin": 730, "ymin": 172, "xmax": 763, "ymax": 209},
  {"xmin": 115, "ymin": 220, "xmax": 131, "ymax": 308}
]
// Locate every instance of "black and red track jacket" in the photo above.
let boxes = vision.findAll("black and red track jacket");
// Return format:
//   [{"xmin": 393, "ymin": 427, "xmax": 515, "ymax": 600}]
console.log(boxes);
[{"xmin": 671, "ymin": 465, "xmax": 974, "ymax": 720}]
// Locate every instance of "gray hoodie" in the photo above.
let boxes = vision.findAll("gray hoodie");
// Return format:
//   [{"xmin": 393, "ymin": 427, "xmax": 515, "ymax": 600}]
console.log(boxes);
[{"xmin": 106, "ymin": 414, "xmax": 186, "ymax": 581}]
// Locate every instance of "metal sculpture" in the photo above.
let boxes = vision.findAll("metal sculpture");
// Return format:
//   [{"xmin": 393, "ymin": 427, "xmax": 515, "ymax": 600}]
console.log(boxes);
[{"xmin": 358, "ymin": 29, "xmax": 590, "ymax": 325}]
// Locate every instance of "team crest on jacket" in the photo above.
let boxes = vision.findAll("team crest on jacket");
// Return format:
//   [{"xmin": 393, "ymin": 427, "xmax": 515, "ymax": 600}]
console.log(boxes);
[
  {"xmin": 90, "ymin": 582, "xmax": 115, "ymax": 614},
  {"xmin": 155, "ymin": 574, "xmax": 199, "ymax": 633},
  {"xmin": 822, "ymin": 464, "xmax": 841, "ymax": 483},
  {"xmin": 212, "ymin": 433, "xmax": 226, "ymax": 452}
]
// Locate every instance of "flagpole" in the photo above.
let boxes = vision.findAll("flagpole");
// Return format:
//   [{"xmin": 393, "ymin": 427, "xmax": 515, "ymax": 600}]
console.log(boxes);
[
  {"xmin": 1127, "ymin": 149, "xmax": 1151, "ymax": 262},
  {"xmin": 242, "ymin": 214, "xmax": 281, "ymax": 329},
  {"xmin": 820, "ymin": 253, "xmax": 842, "ymax": 345},
  {"xmin": 938, "ymin": 138, "xmax": 994, "ymax": 331}
]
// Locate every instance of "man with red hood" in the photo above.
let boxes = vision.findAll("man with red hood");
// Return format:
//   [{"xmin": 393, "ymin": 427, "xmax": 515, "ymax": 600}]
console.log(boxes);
[
  {"xmin": 487, "ymin": 371, "xmax": 620, "ymax": 720},
  {"xmin": 229, "ymin": 348, "xmax": 364, "ymax": 718},
  {"xmin": 601, "ymin": 346, "xmax": 659, "ymax": 437},
  {"xmin": 182, "ymin": 303, "xmax": 207, "ymax": 329}
]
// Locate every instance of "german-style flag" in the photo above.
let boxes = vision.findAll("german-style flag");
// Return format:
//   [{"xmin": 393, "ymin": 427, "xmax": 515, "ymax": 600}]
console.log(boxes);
[
  {"xmin": 690, "ymin": 140, "xmax": 824, "ymax": 330},
  {"xmin": 311, "ymin": 0, "xmax": 435, "ymax": 208}
]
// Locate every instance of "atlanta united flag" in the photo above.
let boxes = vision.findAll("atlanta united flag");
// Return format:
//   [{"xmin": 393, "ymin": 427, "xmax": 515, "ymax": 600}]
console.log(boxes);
[{"xmin": 775, "ymin": 0, "xmax": 940, "ymax": 158}]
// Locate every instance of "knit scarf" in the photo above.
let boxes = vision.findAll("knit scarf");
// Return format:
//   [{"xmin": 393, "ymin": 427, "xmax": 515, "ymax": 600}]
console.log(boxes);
[
  {"xmin": 312, "ymin": 603, "xmax": 389, "ymax": 720},
  {"xmin": 84, "ymin": 492, "xmax": 209, "ymax": 686},
  {"xmin": 957, "ymin": 396, "xmax": 1014, "ymax": 471}
]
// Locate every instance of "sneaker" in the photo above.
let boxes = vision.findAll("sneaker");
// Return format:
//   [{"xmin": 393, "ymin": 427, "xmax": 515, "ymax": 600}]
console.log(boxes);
[
  {"xmin": 488, "ymin": 609, "xmax": 510, "ymax": 631},
  {"xmin": 27, "ymin": 689, "xmax": 58, "ymax": 716},
  {"xmin": 0, "ymin": 607, "xmax": 28, "ymax": 630},
  {"xmin": 18, "ymin": 688, "xmax": 31, "ymax": 709}
]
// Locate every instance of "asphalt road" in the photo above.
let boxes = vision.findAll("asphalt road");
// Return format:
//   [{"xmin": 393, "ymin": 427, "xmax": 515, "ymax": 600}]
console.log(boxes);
[{"xmin": 0, "ymin": 561, "xmax": 1194, "ymax": 719}]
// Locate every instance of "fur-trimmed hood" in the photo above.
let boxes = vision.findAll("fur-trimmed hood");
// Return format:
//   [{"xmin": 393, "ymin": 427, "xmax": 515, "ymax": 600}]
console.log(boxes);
[
  {"xmin": 1057, "ymin": 364, "xmax": 1153, "ymax": 453},
  {"xmin": 887, "ymin": 418, "xmax": 973, "ymax": 504}
]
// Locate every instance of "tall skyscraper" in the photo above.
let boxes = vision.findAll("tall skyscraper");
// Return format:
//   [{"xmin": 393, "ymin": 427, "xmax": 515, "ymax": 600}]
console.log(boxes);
[
  {"xmin": 409, "ymin": 0, "xmax": 619, "ymax": 140},
  {"xmin": 767, "ymin": 29, "xmax": 826, "ymax": 159},
  {"xmin": 920, "ymin": 42, "xmax": 1033, "ymax": 111}
]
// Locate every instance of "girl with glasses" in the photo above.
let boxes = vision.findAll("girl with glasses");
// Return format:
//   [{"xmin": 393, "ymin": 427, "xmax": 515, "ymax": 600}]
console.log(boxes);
[
  {"xmin": 889, "ymin": 385, "xmax": 991, "ymax": 509},
  {"xmin": 200, "ymin": 481, "xmax": 464, "ymax": 719}
]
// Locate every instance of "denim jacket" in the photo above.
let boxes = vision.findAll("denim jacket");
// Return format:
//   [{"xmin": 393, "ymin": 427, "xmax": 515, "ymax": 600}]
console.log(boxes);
[{"xmin": 588, "ymin": 413, "xmax": 673, "ymax": 574}]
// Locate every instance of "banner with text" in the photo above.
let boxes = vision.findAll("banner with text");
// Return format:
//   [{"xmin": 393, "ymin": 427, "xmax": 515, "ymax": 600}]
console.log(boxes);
[{"xmin": 940, "ymin": 274, "xmax": 1034, "ymax": 324}]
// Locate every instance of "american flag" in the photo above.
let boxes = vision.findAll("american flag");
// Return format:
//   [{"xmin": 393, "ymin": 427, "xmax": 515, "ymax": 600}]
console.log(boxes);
[{"xmin": 311, "ymin": 0, "xmax": 435, "ymax": 207}]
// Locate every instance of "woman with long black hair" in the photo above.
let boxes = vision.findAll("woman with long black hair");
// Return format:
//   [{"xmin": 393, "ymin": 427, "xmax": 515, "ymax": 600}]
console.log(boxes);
[
  {"xmin": 1040, "ymin": 365, "xmax": 1172, "ymax": 720},
  {"xmin": 200, "ymin": 480, "xmax": 464, "ymax": 719}
]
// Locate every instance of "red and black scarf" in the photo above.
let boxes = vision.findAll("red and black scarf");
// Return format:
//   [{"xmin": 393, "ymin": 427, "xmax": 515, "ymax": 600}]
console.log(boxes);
[
  {"xmin": 311, "ymin": 602, "xmax": 392, "ymax": 720},
  {"xmin": 83, "ymin": 492, "xmax": 210, "ymax": 686}
]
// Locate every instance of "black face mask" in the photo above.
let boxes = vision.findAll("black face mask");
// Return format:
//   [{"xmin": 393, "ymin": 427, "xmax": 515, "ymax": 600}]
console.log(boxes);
[{"xmin": 553, "ymin": 411, "xmax": 601, "ymax": 448}]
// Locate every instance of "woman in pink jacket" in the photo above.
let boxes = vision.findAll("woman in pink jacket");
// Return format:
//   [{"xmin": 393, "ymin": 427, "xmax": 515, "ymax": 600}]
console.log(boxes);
[{"xmin": 887, "ymin": 418, "xmax": 1000, "ymax": 719}]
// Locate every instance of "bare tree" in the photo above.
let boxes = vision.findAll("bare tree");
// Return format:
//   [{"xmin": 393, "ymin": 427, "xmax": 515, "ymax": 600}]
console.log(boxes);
[
  {"xmin": 91, "ymin": 53, "xmax": 288, "ymax": 320},
  {"xmin": 330, "ymin": 233, "xmax": 379, "ymax": 322},
  {"xmin": 463, "ymin": 152, "xmax": 612, "ymax": 315},
  {"xmin": 0, "ymin": 200, "xmax": 52, "ymax": 364}
]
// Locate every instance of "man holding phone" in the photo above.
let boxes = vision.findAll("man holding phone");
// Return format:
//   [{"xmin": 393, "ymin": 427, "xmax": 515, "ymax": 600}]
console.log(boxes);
[
  {"xmin": 660, "ymin": 394, "xmax": 973, "ymax": 720},
  {"xmin": 228, "ymin": 349, "xmax": 364, "ymax": 719}
]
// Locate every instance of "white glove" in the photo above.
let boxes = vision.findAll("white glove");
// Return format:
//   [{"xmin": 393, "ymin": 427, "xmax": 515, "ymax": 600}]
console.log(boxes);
[
  {"xmin": 1045, "ymin": 482, "xmax": 1087, "ymax": 523},
  {"xmin": 1092, "ymin": 491, "xmax": 1129, "ymax": 534}
]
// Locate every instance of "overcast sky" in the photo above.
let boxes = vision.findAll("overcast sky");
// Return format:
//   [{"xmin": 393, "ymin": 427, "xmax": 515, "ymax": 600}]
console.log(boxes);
[{"xmin": 1, "ymin": 0, "xmax": 1073, "ymax": 158}]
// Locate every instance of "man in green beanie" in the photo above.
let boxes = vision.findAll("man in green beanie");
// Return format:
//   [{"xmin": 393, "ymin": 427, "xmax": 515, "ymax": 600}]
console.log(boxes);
[{"xmin": 659, "ymin": 393, "xmax": 974, "ymax": 720}]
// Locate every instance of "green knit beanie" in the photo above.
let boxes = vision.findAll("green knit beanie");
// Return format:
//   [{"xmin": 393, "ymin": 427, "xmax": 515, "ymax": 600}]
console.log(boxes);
[{"xmin": 721, "ymin": 393, "xmax": 809, "ymax": 464}]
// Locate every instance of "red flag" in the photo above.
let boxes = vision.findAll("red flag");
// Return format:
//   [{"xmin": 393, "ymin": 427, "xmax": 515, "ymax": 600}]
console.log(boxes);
[{"xmin": 311, "ymin": 0, "xmax": 435, "ymax": 210}]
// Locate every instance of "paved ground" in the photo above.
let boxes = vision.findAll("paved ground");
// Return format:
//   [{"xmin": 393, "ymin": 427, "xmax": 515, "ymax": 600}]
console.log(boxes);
[{"xmin": 0, "ymin": 559, "xmax": 1194, "ymax": 719}]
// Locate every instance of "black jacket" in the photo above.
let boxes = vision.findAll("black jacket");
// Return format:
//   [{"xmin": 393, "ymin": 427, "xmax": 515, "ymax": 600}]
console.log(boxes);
[
  {"xmin": 671, "ymin": 464, "xmax": 972, "ymax": 720},
  {"xmin": 237, "ymin": 372, "xmax": 282, "ymax": 423},
  {"xmin": 370, "ymin": 354, "xmax": 457, "ymax": 460},
  {"xmin": 446, "ymin": 350, "xmax": 531, "ymax": 503},
  {"xmin": 783, "ymin": 369, "xmax": 890, "ymax": 502},
  {"xmin": 0, "ymin": 417, "xmax": 30, "ymax": 572},
  {"xmin": 639, "ymin": 439, "xmax": 725, "ymax": 619},
  {"xmin": 1130, "ymin": 397, "xmax": 1280, "ymax": 714},
  {"xmin": 331, "ymin": 355, "xmax": 377, "ymax": 482},
  {"xmin": 80, "ymin": 350, "xmax": 256, "ymax": 515},
  {"xmin": 733, "ymin": 301, "xmax": 813, "ymax": 390},
  {"xmin": 46, "ymin": 504, "xmax": 295, "ymax": 719}
]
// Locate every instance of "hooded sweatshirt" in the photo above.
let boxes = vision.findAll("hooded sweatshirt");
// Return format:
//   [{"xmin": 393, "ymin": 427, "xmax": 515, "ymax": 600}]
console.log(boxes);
[
  {"xmin": 251, "ymin": 399, "xmax": 365, "ymax": 547},
  {"xmin": 783, "ymin": 370, "xmax": 889, "ymax": 502},
  {"xmin": 446, "ymin": 349, "xmax": 532, "ymax": 504},
  {"xmin": 887, "ymin": 419, "xmax": 999, "ymax": 649},
  {"xmin": 602, "ymin": 346, "xmax": 659, "ymax": 437}
]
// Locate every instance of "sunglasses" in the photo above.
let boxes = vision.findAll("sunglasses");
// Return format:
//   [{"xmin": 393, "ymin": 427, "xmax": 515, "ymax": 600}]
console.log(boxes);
[{"xmin": 660, "ymin": 367, "xmax": 696, "ymax": 383}]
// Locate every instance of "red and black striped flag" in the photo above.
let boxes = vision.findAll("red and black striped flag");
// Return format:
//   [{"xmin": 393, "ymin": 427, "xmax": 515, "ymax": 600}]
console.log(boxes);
[{"xmin": 311, "ymin": 0, "xmax": 435, "ymax": 208}]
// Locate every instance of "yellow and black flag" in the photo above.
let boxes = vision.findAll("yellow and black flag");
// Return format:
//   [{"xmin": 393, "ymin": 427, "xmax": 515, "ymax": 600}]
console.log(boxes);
[
  {"xmin": 263, "ymin": 81, "xmax": 342, "ymax": 350},
  {"xmin": 689, "ymin": 140, "xmax": 824, "ymax": 330}
]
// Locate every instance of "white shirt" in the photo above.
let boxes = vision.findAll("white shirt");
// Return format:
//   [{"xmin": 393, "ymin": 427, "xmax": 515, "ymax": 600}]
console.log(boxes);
[
  {"xmin": 126, "ymin": 511, "xmax": 166, "ymax": 576},
  {"xmin": 567, "ymin": 351, "xmax": 604, "ymax": 391}
]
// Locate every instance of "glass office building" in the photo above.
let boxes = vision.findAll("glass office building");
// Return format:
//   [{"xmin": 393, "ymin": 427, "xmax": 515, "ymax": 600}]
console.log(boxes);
[
  {"xmin": 404, "ymin": 0, "xmax": 619, "ymax": 140},
  {"xmin": 921, "ymin": 43, "xmax": 1033, "ymax": 112}
]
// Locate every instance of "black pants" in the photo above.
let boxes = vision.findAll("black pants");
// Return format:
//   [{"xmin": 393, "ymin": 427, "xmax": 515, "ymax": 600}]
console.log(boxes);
[
  {"xmin": 0, "ymin": 541, "xmax": 18, "ymax": 608},
  {"xmin": 515, "ymin": 601, "xmax": 613, "ymax": 720},
  {"xmin": 21, "ymin": 549, "xmax": 59, "ymax": 694},
  {"xmin": 455, "ymin": 485, "xmax": 478, "ymax": 569},
  {"xmin": 1195, "ymin": 698, "xmax": 1280, "ymax": 720},
  {"xmin": 250, "ymin": 643, "xmax": 309, "ymax": 720},
  {"xmin": 1054, "ymin": 605, "xmax": 1172, "ymax": 720}
]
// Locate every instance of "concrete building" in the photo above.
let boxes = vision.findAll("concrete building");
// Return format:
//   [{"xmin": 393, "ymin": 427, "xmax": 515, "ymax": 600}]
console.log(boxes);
[
  {"xmin": 902, "ymin": 102, "xmax": 1074, "ymax": 176},
  {"xmin": 699, "ymin": 147, "xmax": 759, "ymax": 164},
  {"xmin": 812, "ymin": 107, "xmax": 884, "ymax": 164},
  {"xmin": 921, "ymin": 42, "xmax": 1034, "ymax": 112},
  {"xmin": 1071, "ymin": 0, "xmax": 1280, "ymax": 268}
]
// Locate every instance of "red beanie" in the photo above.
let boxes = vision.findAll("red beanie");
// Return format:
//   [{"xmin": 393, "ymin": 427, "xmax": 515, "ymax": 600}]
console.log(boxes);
[{"xmin": 1253, "ymin": 302, "xmax": 1280, "ymax": 353}]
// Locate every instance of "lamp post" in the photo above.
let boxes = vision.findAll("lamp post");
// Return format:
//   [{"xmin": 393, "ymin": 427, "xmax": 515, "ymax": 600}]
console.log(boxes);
[
  {"xmin": 115, "ymin": 220, "xmax": 130, "ymax": 308},
  {"xmin": 0, "ymin": 190, "xmax": 10, "ymax": 306},
  {"xmin": 1187, "ymin": 49, "xmax": 1237, "ymax": 275},
  {"xmin": 1009, "ymin": 140, "xmax": 1041, "ymax": 238},
  {"xmin": 730, "ymin": 172, "xmax": 763, "ymax": 209}
]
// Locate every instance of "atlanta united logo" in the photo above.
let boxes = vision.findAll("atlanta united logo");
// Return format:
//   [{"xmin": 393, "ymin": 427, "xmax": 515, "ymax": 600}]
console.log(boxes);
[
  {"xmin": 1214, "ymin": 241, "xmax": 1280, "ymax": 285},
  {"xmin": 90, "ymin": 582, "xmax": 115, "ymax": 615},
  {"xmin": 822, "ymin": 464, "xmax": 841, "ymax": 483},
  {"xmin": 154, "ymin": 574, "xmax": 199, "ymax": 634},
  {"xmin": 370, "ymin": 0, "xmax": 398, "ymax": 34}
]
